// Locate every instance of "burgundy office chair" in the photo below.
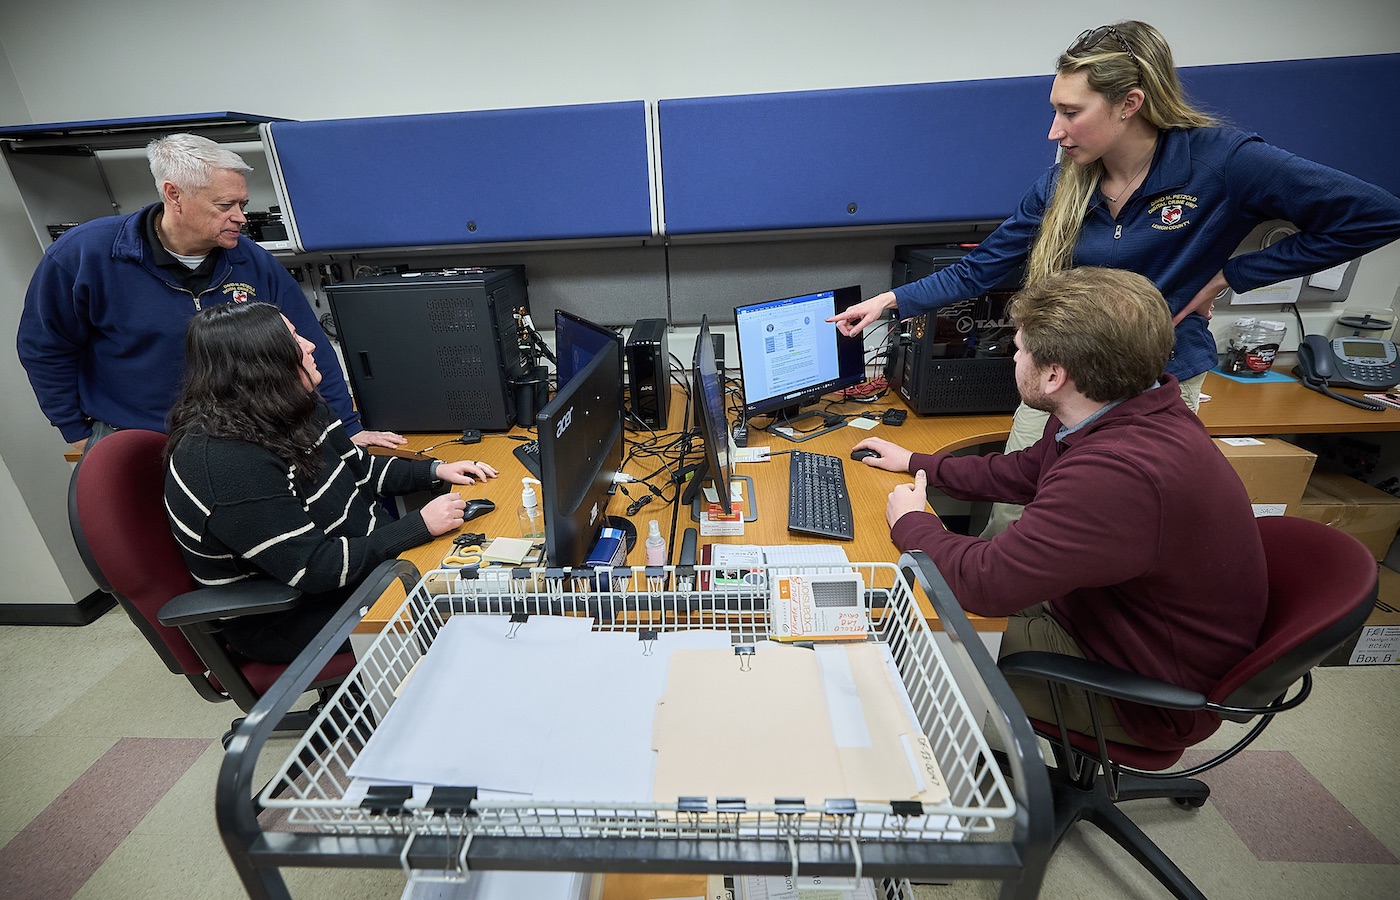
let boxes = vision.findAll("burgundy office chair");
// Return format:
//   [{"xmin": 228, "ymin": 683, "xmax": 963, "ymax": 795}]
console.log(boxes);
[
  {"xmin": 998, "ymin": 515, "xmax": 1378, "ymax": 900},
  {"xmin": 73, "ymin": 429, "xmax": 358, "ymax": 740}
]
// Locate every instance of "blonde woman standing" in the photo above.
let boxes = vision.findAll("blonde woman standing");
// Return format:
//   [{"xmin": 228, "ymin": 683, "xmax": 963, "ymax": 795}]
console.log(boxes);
[{"xmin": 831, "ymin": 20, "xmax": 1400, "ymax": 535}]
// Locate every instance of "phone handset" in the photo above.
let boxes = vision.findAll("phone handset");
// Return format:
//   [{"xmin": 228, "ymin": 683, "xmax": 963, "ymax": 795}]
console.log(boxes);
[{"xmin": 1296, "ymin": 334, "xmax": 1337, "ymax": 384}]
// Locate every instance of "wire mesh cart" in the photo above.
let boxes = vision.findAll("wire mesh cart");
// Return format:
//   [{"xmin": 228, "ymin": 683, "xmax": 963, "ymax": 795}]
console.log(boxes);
[{"xmin": 217, "ymin": 552, "xmax": 1051, "ymax": 899}]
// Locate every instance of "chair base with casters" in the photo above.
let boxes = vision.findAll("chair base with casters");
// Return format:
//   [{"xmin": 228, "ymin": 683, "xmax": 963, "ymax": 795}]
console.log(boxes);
[{"xmin": 998, "ymin": 515, "xmax": 1377, "ymax": 900}]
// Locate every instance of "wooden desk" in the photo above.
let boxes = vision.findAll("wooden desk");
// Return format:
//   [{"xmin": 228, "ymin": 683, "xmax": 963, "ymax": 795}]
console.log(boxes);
[
  {"xmin": 356, "ymin": 387, "xmax": 976, "ymax": 633},
  {"xmin": 1196, "ymin": 371, "xmax": 1400, "ymax": 435},
  {"xmin": 54, "ymin": 370, "xmax": 1397, "ymax": 465},
  {"xmin": 355, "ymin": 371, "xmax": 1400, "ymax": 633}
]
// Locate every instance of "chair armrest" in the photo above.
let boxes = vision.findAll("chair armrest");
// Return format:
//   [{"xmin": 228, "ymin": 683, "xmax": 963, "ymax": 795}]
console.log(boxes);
[
  {"xmin": 157, "ymin": 581, "xmax": 302, "ymax": 627},
  {"xmin": 999, "ymin": 651, "xmax": 1207, "ymax": 711}
]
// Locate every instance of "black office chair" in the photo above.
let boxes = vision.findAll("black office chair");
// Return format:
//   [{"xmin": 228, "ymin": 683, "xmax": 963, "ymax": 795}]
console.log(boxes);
[
  {"xmin": 72, "ymin": 429, "xmax": 408, "ymax": 743},
  {"xmin": 997, "ymin": 515, "xmax": 1377, "ymax": 900}
]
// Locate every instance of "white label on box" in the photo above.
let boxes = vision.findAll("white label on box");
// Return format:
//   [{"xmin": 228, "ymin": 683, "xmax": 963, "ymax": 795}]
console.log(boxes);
[
  {"xmin": 699, "ymin": 508, "xmax": 745, "ymax": 536},
  {"xmin": 1252, "ymin": 503, "xmax": 1287, "ymax": 517},
  {"xmin": 1349, "ymin": 625, "xmax": 1400, "ymax": 665},
  {"xmin": 1220, "ymin": 437, "xmax": 1266, "ymax": 447}
]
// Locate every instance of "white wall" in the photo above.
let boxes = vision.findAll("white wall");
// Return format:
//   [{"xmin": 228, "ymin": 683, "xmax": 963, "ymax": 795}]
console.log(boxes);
[
  {"xmin": 0, "ymin": 48, "xmax": 94, "ymax": 608},
  {"xmin": 2, "ymin": 1, "xmax": 1398, "ymax": 608},
  {"xmin": 3, "ymin": 1, "xmax": 1398, "ymax": 119}
]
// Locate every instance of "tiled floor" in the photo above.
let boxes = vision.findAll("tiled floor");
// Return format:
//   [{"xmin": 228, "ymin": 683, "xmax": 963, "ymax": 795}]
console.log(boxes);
[{"xmin": 1, "ymin": 607, "xmax": 1396, "ymax": 899}]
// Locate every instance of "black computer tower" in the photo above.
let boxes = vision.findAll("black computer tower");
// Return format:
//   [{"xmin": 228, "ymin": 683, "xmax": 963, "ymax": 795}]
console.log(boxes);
[
  {"xmin": 626, "ymin": 318, "xmax": 670, "ymax": 428},
  {"xmin": 888, "ymin": 245, "xmax": 1025, "ymax": 415},
  {"xmin": 325, "ymin": 267, "xmax": 530, "ymax": 432}
]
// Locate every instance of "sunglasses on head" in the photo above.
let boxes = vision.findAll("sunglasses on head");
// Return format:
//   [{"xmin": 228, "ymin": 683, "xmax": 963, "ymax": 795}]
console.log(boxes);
[{"xmin": 1069, "ymin": 24, "xmax": 1140, "ymax": 72}]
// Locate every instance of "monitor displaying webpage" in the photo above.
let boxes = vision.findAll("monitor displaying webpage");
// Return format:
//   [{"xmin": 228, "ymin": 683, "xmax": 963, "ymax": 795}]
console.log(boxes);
[{"xmin": 734, "ymin": 290, "xmax": 843, "ymax": 407}]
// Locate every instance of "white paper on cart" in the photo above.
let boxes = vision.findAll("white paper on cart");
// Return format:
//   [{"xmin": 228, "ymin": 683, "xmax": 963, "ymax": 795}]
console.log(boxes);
[{"xmin": 348, "ymin": 614, "xmax": 729, "ymax": 801}]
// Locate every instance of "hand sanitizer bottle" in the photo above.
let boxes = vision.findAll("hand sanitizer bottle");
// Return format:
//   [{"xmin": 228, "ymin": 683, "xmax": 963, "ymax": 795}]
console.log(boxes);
[
  {"xmin": 645, "ymin": 519, "xmax": 667, "ymax": 566},
  {"xmin": 518, "ymin": 477, "xmax": 545, "ymax": 539}
]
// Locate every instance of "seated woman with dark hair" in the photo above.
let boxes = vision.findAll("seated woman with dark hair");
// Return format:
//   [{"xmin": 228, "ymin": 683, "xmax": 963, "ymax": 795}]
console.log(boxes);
[{"xmin": 164, "ymin": 301, "xmax": 496, "ymax": 663}]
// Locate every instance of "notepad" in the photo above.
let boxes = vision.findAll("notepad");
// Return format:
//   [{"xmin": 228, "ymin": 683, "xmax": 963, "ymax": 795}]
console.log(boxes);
[{"xmin": 481, "ymin": 537, "xmax": 536, "ymax": 564}]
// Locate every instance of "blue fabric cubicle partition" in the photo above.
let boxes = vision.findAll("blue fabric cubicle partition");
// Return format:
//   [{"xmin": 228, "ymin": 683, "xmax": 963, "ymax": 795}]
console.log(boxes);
[
  {"xmin": 657, "ymin": 75, "xmax": 1055, "ymax": 235},
  {"xmin": 268, "ymin": 101, "xmax": 654, "ymax": 252},
  {"xmin": 1178, "ymin": 53, "xmax": 1400, "ymax": 198},
  {"xmin": 657, "ymin": 53, "xmax": 1400, "ymax": 237}
]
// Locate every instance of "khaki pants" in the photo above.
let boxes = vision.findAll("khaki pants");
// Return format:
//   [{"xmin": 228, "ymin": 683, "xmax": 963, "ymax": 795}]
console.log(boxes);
[
  {"xmin": 1000, "ymin": 603, "xmax": 1142, "ymax": 746},
  {"xmin": 980, "ymin": 372, "xmax": 1207, "ymax": 538}
]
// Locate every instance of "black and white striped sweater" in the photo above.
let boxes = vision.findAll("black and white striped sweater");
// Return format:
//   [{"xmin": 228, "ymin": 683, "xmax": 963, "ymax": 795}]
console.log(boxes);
[{"xmin": 164, "ymin": 408, "xmax": 437, "ymax": 594}]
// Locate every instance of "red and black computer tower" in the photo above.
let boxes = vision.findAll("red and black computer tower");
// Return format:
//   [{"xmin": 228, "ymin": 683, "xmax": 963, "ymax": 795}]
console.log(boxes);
[{"xmin": 888, "ymin": 245, "xmax": 1025, "ymax": 415}]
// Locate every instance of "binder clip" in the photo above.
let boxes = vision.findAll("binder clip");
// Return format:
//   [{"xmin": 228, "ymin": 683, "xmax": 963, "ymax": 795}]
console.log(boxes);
[
  {"xmin": 638, "ymin": 629, "xmax": 658, "ymax": 657},
  {"xmin": 734, "ymin": 644, "xmax": 755, "ymax": 672},
  {"xmin": 506, "ymin": 612, "xmax": 529, "ymax": 638}
]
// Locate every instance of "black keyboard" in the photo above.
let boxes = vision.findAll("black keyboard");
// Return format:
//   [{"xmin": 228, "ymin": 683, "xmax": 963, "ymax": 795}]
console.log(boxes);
[
  {"xmin": 513, "ymin": 440, "xmax": 542, "ymax": 479},
  {"xmin": 787, "ymin": 450, "xmax": 855, "ymax": 541}
]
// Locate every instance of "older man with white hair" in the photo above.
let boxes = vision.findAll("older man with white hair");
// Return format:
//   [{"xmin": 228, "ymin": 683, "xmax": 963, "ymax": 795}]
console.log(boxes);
[{"xmin": 17, "ymin": 132, "xmax": 402, "ymax": 451}]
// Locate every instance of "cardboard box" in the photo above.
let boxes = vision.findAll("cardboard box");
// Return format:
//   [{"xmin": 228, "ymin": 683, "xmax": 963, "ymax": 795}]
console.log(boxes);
[
  {"xmin": 1215, "ymin": 438, "xmax": 1317, "ymax": 517},
  {"xmin": 1293, "ymin": 471, "xmax": 1400, "ymax": 561},
  {"xmin": 1321, "ymin": 566, "xmax": 1400, "ymax": 666}
]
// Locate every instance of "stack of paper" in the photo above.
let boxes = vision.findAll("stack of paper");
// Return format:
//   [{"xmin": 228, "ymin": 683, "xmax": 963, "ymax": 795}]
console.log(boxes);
[{"xmin": 651, "ymin": 641, "xmax": 947, "ymax": 806}]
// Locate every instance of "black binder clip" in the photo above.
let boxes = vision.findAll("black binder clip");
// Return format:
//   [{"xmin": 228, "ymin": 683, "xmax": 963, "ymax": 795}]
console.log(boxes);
[
  {"xmin": 734, "ymin": 644, "xmax": 755, "ymax": 672},
  {"xmin": 506, "ymin": 612, "xmax": 529, "ymax": 638},
  {"xmin": 360, "ymin": 784, "xmax": 414, "ymax": 817},
  {"xmin": 677, "ymin": 796, "xmax": 708, "ymax": 830},
  {"xmin": 889, "ymin": 799, "xmax": 925, "ymax": 839},
  {"xmin": 639, "ymin": 629, "xmax": 658, "ymax": 657},
  {"xmin": 426, "ymin": 786, "xmax": 479, "ymax": 818},
  {"xmin": 716, "ymin": 796, "xmax": 748, "ymax": 831}
]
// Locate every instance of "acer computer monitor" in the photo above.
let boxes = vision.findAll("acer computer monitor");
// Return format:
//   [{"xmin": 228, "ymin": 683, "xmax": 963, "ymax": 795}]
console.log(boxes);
[
  {"xmin": 733, "ymin": 285, "xmax": 866, "ymax": 442},
  {"xmin": 536, "ymin": 340, "xmax": 625, "ymax": 567}
]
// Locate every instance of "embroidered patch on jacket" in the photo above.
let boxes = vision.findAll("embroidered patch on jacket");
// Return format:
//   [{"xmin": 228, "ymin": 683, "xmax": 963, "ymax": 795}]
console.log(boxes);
[
  {"xmin": 1150, "ymin": 194, "xmax": 1199, "ymax": 231},
  {"xmin": 223, "ymin": 282, "xmax": 256, "ymax": 303}
]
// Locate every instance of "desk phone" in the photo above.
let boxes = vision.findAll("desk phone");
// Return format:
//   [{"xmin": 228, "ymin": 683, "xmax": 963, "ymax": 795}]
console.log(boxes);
[{"xmin": 1296, "ymin": 335, "xmax": 1400, "ymax": 390}]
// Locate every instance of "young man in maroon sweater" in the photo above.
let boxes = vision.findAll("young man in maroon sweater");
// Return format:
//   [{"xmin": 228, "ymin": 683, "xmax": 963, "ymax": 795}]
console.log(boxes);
[{"xmin": 853, "ymin": 267, "xmax": 1267, "ymax": 751}]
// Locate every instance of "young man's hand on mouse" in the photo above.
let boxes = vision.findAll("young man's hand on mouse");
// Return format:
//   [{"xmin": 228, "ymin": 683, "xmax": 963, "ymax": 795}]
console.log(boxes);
[
  {"xmin": 433, "ymin": 460, "xmax": 499, "ymax": 485},
  {"xmin": 851, "ymin": 438, "xmax": 912, "ymax": 473}
]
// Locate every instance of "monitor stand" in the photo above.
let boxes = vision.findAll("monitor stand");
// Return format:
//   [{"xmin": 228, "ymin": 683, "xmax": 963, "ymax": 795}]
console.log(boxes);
[
  {"xmin": 680, "ymin": 459, "xmax": 758, "ymax": 521},
  {"xmin": 763, "ymin": 407, "xmax": 847, "ymax": 443},
  {"xmin": 689, "ymin": 474, "xmax": 758, "ymax": 523}
]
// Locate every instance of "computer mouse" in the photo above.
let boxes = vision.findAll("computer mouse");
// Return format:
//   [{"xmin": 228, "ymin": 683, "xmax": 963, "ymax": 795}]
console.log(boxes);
[
  {"xmin": 850, "ymin": 447, "xmax": 881, "ymax": 462},
  {"xmin": 463, "ymin": 498, "xmax": 496, "ymax": 521}
]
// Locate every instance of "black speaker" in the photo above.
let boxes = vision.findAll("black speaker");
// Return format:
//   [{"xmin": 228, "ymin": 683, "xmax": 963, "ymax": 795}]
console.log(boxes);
[
  {"xmin": 889, "ymin": 246, "xmax": 1024, "ymax": 415},
  {"xmin": 626, "ymin": 318, "xmax": 670, "ymax": 428},
  {"xmin": 513, "ymin": 364, "xmax": 551, "ymax": 428}
]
